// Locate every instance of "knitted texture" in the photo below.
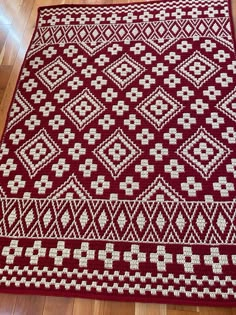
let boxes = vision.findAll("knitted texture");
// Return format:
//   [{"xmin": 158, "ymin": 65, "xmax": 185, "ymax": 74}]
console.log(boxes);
[{"xmin": 0, "ymin": 0, "xmax": 236, "ymax": 305}]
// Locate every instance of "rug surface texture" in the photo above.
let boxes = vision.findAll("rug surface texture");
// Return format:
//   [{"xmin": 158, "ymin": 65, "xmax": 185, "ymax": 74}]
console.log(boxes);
[{"xmin": 0, "ymin": 0, "xmax": 236, "ymax": 305}]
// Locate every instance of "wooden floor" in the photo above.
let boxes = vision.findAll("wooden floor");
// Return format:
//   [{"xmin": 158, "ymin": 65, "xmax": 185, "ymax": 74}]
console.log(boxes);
[{"xmin": 0, "ymin": 0, "xmax": 236, "ymax": 314}]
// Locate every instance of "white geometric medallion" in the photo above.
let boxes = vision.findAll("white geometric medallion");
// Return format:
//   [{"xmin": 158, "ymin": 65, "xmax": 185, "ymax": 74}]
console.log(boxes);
[
  {"xmin": 103, "ymin": 53, "xmax": 145, "ymax": 90},
  {"xmin": 62, "ymin": 89, "xmax": 106, "ymax": 130},
  {"xmin": 216, "ymin": 87, "xmax": 236, "ymax": 122},
  {"xmin": 93, "ymin": 128, "xmax": 142, "ymax": 179},
  {"xmin": 136, "ymin": 87, "xmax": 183, "ymax": 130},
  {"xmin": 16, "ymin": 129, "xmax": 61, "ymax": 178},
  {"xmin": 177, "ymin": 127, "xmax": 231, "ymax": 179},
  {"xmin": 175, "ymin": 51, "xmax": 220, "ymax": 88},
  {"xmin": 36, "ymin": 56, "xmax": 76, "ymax": 91}
]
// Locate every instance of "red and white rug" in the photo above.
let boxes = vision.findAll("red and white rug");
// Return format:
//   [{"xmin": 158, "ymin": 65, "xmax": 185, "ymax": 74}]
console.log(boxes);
[{"xmin": 0, "ymin": 0, "xmax": 236, "ymax": 305}]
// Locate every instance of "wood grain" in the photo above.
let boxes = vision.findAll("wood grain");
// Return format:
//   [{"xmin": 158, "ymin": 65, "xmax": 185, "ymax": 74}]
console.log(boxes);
[
  {"xmin": 0, "ymin": 0, "xmax": 236, "ymax": 314},
  {"xmin": 0, "ymin": 293, "xmax": 17, "ymax": 314},
  {"xmin": 135, "ymin": 303, "xmax": 166, "ymax": 315},
  {"xmin": 13, "ymin": 295, "xmax": 45, "ymax": 315},
  {"xmin": 43, "ymin": 296, "xmax": 74, "ymax": 315},
  {"xmin": 73, "ymin": 298, "xmax": 95, "ymax": 315}
]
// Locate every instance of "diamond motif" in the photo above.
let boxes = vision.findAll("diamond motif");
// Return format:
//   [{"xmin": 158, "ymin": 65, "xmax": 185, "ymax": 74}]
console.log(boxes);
[
  {"xmin": 216, "ymin": 213, "xmax": 228, "ymax": 234},
  {"xmin": 36, "ymin": 56, "xmax": 76, "ymax": 91},
  {"xmin": 8, "ymin": 209, "xmax": 17, "ymax": 227},
  {"xmin": 103, "ymin": 53, "xmax": 145, "ymax": 90},
  {"xmin": 93, "ymin": 128, "xmax": 142, "ymax": 179},
  {"xmin": 175, "ymin": 51, "xmax": 220, "ymax": 88},
  {"xmin": 117, "ymin": 211, "xmax": 127, "ymax": 231},
  {"xmin": 7, "ymin": 91, "xmax": 33, "ymax": 131},
  {"xmin": 136, "ymin": 87, "xmax": 183, "ymax": 131},
  {"xmin": 79, "ymin": 210, "xmax": 89, "ymax": 229},
  {"xmin": 216, "ymin": 87, "xmax": 236, "ymax": 123},
  {"xmin": 176, "ymin": 213, "xmax": 186, "ymax": 233},
  {"xmin": 16, "ymin": 129, "xmax": 61, "ymax": 178},
  {"xmin": 62, "ymin": 89, "xmax": 106, "ymax": 130},
  {"xmin": 196, "ymin": 213, "xmax": 207, "ymax": 234},
  {"xmin": 156, "ymin": 212, "xmax": 166, "ymax": 232},
  {"xmin": 60, "ymin": 210, "xmax": 71, "ymax": 229},
  {"xmin": 177, "ymin": 127, "xmax": 231, "ymax": 179},
  {"xmin": 98, "ymin": 210, "xmax": 107, "ymax": 229},
  {"xmin": 25, "ymin": 210, "xmax": 34, "ymax": 228}
]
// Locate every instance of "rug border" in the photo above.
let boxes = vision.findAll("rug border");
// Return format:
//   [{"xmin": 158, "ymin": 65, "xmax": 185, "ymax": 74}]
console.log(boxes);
[
  {"xmin": 0, "ymin": 284, "xmax": 236, "ymax": 307},
  {"xmin": 36, "ymin": 0, "xmax": 230, "ymax": 11},
  {"xmin": 228, "ymin": 0, "xmax": 236, "ymax": 53}
]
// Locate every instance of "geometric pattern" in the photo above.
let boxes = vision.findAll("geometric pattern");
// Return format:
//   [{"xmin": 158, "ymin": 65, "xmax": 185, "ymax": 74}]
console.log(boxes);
[
  {"xmin": 103, "ymin": 54, "xmax": 145, "ymax": 89},
  {"xmin": 177, "ymin": 127, "xmax": 232, "ymax": 179},
  {"xmin": 36, "ymin": 56, "xmax": 76, "ymax": 91},
  {"xmin": 48, "ymin": 174, "xmax": 92, "ymax": 199},
  {"xmin": 31, "ymin": 6, "xmax": 231, "ymax": 48},
  {"xmin": 216, "ymin": 87, "xmax": 236, "ymax": 122},
  {"xmin": 6, "ymin": 91, "xmax": 33, "ymax": 131},
  {"xmin": 0, "ymin": 199, "xmax": 235, "ymax": 242},
  {"xmin": 16, "ymin": 129, "xmax": 61, "ymax": 178},
  {"xmin": 0, "ymin": 239, "xmax": 235, "ymax": 300},
  {"xmin": 137, "ymin": 175, "xmax": 185, "ymax": 201},
  {"xmin": 0, "ymin": 0, "xmax": 236, "ymax": 305},
  {"xmin": 62, "ymin": 89, "xmax": 106, "ymax": 130},
  {"xmin": 93, "ymin": 128, "xmax": 142, "ymax": 179},
  {"xmin": 136, "ymin": 87, "xmax": 184, "ymax": 130},
  {"xmin": 146, "ymin": 38, "xmax": 178, "ymax": 54},
  {"xmin": 175, "ymin": 51, "xmax": 220, "ymax": 88},
  {"xmin": 78, "ymin": 42, "xmax": 109, "ymax": 56}
]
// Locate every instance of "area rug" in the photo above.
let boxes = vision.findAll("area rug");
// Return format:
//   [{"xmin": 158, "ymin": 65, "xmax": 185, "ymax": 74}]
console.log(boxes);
[{"xmin": 0, "ymin": 0, "xmax": 236, "ymax": 306}]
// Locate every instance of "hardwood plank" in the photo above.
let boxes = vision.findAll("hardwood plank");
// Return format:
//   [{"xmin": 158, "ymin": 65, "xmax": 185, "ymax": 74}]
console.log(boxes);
[
  {"xmin": 0, "ymin": 0, "xmax": 34, "ymax": 66},
  {"xmin": 19, "ymin": 0, "xmax": 35, "ymax": 17},
  {"xmin": 0, "ymin": 293, "xmax": 17, "ymax": 314},
  {"xmin": 0, "ymin": 25, "xmax": 9, "ymax": 53},
  {"xmin": 199, "ymin": 307, "xmax": 233, "ymax": 315},
  {"xmin": 232, "ymin": 0, "xmax": 236, "ymax": 39},
  {"xmin": 43, "ymin": 296, "xmax": 74, "ymax": 315},
  {"xmin": 168, "ymin": 312, "xmax": 198, "ymax": 315},
  {"xmin": 13, "ymin": 295, "xmax": 45, "ymax": 315},
  {"xmin": 0, "ymin": 88, "xmax": 4, "ymax": 103},
  {"xmin": 73, "ymin": 298, "xmax": 95, "ymax": 315},
  {"xmin": 167, "ymin": 305, "xmax": 199, "ymax": 312},
  {"xmin": 0, "ymin": 50, "xmax": 22, "ymax": 138},
  {"xmin": 93, "ymin": 300, "xmax": 135, "ymax": 315},
  {"xmin": 0, "ymin": 33, "xmax": 19, "ymax": 66},
  {"xmin": 0, "ymin": 64, "xmax": 11, "ymax": 88},
  {"xmin": 0, "ymin": 1, "xmax": 13, "ymax": 25},
  {"xmin": 0, "ymin": 39, "xmax": 6, "ymax": 64},
  {"xmin": 135, "ymin": 302, "xmax": 166, "ymax": 315}
]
